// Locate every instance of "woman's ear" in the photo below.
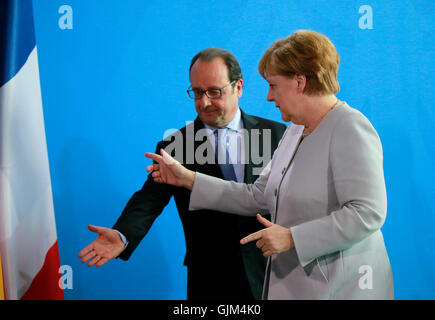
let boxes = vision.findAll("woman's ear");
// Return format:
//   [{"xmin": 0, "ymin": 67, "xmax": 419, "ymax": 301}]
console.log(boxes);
[{"xmin": 295, "ymin": 74, "xmax": 306, "ymax": 93}]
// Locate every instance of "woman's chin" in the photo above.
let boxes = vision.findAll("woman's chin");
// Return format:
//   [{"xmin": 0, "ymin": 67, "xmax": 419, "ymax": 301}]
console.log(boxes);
[{"xmin": 280, "ymin": 114, "xmax": 291, "ymax": 122}]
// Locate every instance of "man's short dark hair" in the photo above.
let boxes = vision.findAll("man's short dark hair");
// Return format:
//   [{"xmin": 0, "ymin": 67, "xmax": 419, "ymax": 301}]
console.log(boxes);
[{"xmin": 189, "ymin": 48, "xmax": 243, "ymax": 85}]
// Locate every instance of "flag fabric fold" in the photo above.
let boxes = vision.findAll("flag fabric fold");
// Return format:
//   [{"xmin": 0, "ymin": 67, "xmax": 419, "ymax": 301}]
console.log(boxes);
[{"xmin": 0, "ymin": 0, "xmax": 64, "ymax": 300}]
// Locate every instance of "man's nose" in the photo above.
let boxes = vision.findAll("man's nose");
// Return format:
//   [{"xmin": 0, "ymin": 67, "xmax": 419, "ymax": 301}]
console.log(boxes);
[{"xmin": 197, "ymin": 93, "xmax": 212, "ymax": 109}]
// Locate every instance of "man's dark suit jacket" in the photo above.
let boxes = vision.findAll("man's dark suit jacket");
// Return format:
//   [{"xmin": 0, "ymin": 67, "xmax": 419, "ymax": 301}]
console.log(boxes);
[{"xmin": 113, "ymin": 110, "xmax": 286, "ymax": 300}]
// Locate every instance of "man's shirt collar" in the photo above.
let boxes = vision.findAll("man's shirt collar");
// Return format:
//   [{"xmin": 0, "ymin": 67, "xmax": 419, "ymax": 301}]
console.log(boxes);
[{"xmin": 203, "ymin": 107, "xmax": 242, "ymax": 133}]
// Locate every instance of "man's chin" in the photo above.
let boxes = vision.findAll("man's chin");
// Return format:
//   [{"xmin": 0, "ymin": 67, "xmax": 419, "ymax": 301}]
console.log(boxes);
[{"xmin": 200, "ymin": 114, "xmax": 224, "ymax": 127}]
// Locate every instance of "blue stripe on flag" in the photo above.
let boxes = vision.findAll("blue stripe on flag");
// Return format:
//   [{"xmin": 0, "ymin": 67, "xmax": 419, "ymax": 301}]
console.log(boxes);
[{"xmin": 0, "ymin": 0, "xmax": 36, "ymax": 87}]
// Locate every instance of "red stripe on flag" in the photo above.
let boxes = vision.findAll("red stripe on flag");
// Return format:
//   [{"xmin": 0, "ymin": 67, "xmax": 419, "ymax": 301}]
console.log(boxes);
[
  {"xmin": 0, "ymin": 253, "xmax": 5, "ymax": 300},
  {"xmin": 21, "ymin": 241, "xmax": 64, "ymax": 300}
]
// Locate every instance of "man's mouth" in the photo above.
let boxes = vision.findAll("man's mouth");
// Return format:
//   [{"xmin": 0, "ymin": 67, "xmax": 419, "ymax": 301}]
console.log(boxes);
[{"xmin": 202, "ymin": 107, "xmax": 218, "ymax": 113}]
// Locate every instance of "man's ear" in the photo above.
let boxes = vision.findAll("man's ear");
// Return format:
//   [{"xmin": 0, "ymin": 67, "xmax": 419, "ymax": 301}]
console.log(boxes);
[{"xmin": 236, "ymin": 79, "xmax": 243, "ymax": 98}]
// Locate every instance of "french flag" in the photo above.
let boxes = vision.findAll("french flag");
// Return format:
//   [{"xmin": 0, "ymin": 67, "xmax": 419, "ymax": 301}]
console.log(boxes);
[{"xmin": 0, "ymin": 0, "xmax": 64, "ymax": 299}]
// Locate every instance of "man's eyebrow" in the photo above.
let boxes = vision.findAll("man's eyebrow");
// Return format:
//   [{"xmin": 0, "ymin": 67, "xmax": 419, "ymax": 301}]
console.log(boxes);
[{"xmin": 191, "ymin": 86, "xmax": 220, "ymax": 90}]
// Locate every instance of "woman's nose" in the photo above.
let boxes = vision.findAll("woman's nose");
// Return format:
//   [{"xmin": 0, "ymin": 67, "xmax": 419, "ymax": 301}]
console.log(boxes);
[{"xmin": 267, "ymin": 88, "xmax": 274, "ymax": 102}]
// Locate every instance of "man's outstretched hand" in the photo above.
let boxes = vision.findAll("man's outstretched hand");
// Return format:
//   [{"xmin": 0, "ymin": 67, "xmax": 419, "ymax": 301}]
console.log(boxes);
[{"xmin": 78, "ymin": 225, "xmax": 125, "ymax": 267}]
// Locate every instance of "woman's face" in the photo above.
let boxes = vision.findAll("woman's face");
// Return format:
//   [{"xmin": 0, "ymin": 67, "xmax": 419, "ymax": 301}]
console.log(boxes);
[{"xmin": 266, "ymin": 74, "xmax": 305, "ymax": 124}]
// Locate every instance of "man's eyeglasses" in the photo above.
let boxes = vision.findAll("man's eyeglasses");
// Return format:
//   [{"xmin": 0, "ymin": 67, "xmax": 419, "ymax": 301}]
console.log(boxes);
[{"xmin": 187, "ymin": 80, "xmax": 236, "ymax": 100}]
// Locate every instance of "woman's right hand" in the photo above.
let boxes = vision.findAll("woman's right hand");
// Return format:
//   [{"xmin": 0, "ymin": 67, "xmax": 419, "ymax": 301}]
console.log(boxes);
[{"xmin": 145, "ymin": 149, "xmax": 195, "ymax": 190}]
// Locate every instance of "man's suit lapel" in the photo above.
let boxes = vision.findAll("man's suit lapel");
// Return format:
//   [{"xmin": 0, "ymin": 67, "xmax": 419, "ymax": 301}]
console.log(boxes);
[{"xmin": 240, "ymin": 109, "xmax": 261, "ymax": 184}]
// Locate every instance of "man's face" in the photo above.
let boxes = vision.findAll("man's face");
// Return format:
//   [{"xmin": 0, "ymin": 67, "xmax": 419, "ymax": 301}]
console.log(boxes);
[{"xmin": 190, "ymin": 57, "xmax": 243, "ymax": 127}]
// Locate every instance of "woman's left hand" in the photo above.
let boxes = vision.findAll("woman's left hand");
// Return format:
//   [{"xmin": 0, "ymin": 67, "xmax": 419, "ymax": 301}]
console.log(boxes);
[{"xmin": 240, "ymin": 214, "xmax": 295, "ymax": 257}]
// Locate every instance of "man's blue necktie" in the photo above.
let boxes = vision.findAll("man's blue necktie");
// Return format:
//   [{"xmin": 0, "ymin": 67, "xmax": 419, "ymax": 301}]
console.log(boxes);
[{"xmin": 214, "ymin": 129, "xmax": 238, "ymax": 182}]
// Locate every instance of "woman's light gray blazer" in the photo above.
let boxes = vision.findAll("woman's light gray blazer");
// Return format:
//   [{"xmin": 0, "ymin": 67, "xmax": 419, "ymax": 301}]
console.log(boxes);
[{"xmin": 189, "ymin": 103, "xmax": 394, "ymax": 299}]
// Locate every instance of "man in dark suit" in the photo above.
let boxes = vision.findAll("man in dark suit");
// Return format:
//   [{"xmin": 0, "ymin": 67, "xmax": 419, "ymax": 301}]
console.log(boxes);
[{"xmin": 78, "ymin": 48, "xmax": 286, "ymax": 300}]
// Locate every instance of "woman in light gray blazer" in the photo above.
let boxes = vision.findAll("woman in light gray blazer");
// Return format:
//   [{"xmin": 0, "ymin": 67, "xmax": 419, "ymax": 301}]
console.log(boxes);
[{"xmin": 146, "ymin": 30, "xmax": 393, "ymax": 299}]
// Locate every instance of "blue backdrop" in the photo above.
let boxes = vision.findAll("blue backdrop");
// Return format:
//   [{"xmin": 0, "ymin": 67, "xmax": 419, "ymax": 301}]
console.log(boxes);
[{"xmin": 31, "ymin": 0, "xmax": 434, "ymax": 299}]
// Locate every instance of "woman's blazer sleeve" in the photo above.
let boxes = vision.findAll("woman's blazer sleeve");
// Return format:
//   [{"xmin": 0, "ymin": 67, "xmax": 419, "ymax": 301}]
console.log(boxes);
[
  {"xmin": 189, "ymin": 161, "xmax": 271, "ymax": 216},
  {"xmin": 291, "ymin": 111, "xmax": 387, "ymax": 267}
]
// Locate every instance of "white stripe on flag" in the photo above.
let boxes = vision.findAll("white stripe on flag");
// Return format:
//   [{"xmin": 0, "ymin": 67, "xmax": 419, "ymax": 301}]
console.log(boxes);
[{"xmin": 0, "ymin": 47, "xmax": 58, "ymax": 299}]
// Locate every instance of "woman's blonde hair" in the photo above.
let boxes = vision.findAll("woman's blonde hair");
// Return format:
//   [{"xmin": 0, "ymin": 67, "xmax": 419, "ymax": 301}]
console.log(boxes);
[{"xmin": 258, "ymin": 30, "xmax": 340, "ymax": 95}]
